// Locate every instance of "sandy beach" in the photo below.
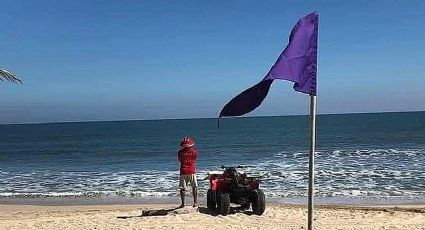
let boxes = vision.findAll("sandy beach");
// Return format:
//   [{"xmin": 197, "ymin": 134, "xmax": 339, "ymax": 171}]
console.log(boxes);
[{"xmin": 1, "ymin": 203, "xmax": 424, "ymax": 230}]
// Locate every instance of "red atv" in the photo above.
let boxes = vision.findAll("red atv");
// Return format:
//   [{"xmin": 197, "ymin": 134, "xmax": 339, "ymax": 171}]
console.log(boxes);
[{"xmin": 206, "ymin": 166, "xmax": 265, "ymax": 215}]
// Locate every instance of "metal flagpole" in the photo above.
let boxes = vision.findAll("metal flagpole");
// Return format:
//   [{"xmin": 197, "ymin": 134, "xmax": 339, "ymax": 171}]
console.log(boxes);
[{"xmin": 308, "ymin": 95, "xmax": 317, "ymax": 230}]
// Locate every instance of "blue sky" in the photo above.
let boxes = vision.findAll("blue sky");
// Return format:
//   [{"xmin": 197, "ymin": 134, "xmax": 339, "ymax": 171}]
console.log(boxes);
[{"xmin": 1, "ymin": 0, "xmax": 424, "ymax": 124}]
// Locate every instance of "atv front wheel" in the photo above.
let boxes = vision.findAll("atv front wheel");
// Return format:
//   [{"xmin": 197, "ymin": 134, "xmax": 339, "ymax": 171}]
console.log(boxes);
[
  {"xmin": 207, "ymin": 189, "xmax": 216, "ymax": 211},
  {"xmin": 217, "ymin": 192, "xmax": 230, "ymax": 215},
  {"xmin": 251, "ymin": 189, "xmax": 265, "ymax": 215}
]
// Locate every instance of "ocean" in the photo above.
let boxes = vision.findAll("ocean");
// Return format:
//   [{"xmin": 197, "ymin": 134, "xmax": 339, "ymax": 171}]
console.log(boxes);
[{"xmin": 1, "ymin": 112, "xmax": 424, "ymax": 205}]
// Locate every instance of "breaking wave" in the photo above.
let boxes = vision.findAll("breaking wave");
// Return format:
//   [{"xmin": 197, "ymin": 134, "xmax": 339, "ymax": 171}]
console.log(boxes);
[{"xmin": 1, "ymin": 148, "xmax": 425, "ymax": 200}]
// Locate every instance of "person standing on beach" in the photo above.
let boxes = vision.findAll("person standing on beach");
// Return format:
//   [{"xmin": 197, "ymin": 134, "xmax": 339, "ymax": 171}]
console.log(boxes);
[{"xmin": 177, "ymin": 137, "xmax": 198, "ymax": 208}]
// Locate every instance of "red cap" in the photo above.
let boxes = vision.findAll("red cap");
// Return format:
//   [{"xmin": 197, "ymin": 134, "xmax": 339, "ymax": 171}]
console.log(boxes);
[{"xmin": 180, "ymin": 137, "xmax": 195, "ymax": 148}]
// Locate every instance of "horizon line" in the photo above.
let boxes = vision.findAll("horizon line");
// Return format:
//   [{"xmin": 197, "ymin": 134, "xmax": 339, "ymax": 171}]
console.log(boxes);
[{"xmin": 1, "ymin": 109, "xmax": 424, "ymax": 126}]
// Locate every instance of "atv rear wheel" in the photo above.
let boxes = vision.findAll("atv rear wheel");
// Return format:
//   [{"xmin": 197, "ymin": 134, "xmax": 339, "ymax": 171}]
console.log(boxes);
[
  {"xmin": 217, "ymin": 192, "xmax": 230, "ymax": 215},
  {"xmin": 207, "ymin": 189, "xmax": 216, "ymax": 211},
  {"xmin": 251, "ymin": 189, "xmax": 265, "ymax": 215}
]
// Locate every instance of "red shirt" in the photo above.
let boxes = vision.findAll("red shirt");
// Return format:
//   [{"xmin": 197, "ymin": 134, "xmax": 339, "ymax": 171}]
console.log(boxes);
[{"xmin": 178, "ymin": 147, "xmax": 197, "ymax": 175}]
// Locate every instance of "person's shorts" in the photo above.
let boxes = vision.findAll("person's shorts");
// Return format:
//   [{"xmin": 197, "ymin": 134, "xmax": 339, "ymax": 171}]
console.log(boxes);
[{"xmin": 179, "ymin": 174, "xmax": 198, "ymax": 190}]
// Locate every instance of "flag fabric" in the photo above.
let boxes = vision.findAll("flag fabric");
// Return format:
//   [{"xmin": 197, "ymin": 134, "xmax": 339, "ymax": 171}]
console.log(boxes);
[{"xmin": 219, "ymin": 12, "xmax": 318, "ymax": 118}]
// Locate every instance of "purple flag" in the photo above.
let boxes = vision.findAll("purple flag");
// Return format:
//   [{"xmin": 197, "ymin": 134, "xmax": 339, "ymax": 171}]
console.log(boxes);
[{"xmin": 219, "ymin": 12, "xmax": 318, "ymax": 118}]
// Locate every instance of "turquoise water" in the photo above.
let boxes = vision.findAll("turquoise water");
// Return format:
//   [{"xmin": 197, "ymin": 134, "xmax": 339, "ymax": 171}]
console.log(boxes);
[{"xmin": 0, "ymin": 112, "xmax": 424, "ymax": 203}]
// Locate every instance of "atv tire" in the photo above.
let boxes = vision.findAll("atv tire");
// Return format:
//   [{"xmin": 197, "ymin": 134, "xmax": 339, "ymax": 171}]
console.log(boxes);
[
  {"xmin": 251, "ymin": 189, "xmax": 265, "ymax": 215},
  {"xmin": 207, "ymin": 189, "xmax": 216, "ymax": 211},
  {"xmin": 217, "ymin": 192, "xmax": 230, "ymax": 215}
]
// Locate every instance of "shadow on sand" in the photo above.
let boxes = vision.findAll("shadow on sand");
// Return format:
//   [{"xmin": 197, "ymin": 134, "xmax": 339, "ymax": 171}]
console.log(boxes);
[
  {"xmin": 198, "ymin": 206, "xmax": 254, "ymax": 216},
  {"xmin": 117, "ymin": 206, "xmax": 253, "ymax": 219},
  {"xmin": 117, "ymin": 207, "xmax": 181, "ymax": 219}
]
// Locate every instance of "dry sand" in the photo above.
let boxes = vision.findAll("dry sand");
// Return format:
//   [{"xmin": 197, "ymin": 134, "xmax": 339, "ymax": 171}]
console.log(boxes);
[{"xmin": 1, "ymin": 203, "xmax": 424, "ymax": 230}]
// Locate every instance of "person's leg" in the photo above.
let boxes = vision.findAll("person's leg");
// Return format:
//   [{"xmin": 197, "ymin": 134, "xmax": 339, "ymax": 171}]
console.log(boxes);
[
  {"xmin": 192, "ymin": 187, "xmax": 198, "ymax": 207},
  {"xmin": 191, "ymin": 174, "xmax": 198, "ymax": 207},
  {"xmin": 179, "ymin": 175, "xmax": 186, "ymax": 208},
  {"xmin": 179, "ymin": 189, "xmax": 186, "ymax": 208}
]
